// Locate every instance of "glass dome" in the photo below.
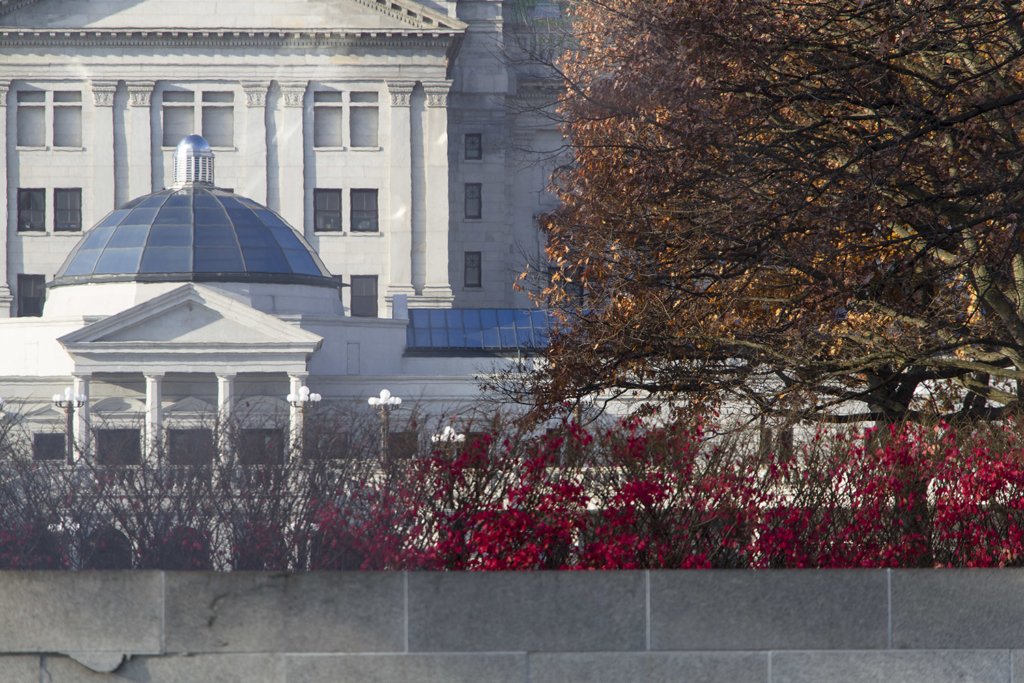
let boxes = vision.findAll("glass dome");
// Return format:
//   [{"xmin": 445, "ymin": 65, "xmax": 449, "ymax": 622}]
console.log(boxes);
[{"xmin": 51, "ymin": 186, "xmax": 335, "ymax": 289}]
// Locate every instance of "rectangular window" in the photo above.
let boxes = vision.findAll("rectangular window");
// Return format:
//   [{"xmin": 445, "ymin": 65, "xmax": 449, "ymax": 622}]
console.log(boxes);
[
  {"xmin": 350, "ymin": 189, "xmax": 379, "ymax": 232},
  {"xmin": 17, "ymin": 188, "xmax": 45, "ymax": 232},
  {"xmin": 162, "ymin": 91, "xmax": 194, "ymax": 146},
  {"xmin": 52, "ymin": 91, "xmax": 82, "ymax": 147},
  {"xmin": 95, "ymin": 429, "xmax": 142, "ymax": 467},
  {"xmin": 17, "ymin": 274, "xmax": 45, "ymax": 318},
  {"xmin": 313, "ymin": 91, "xmax": 344, "ymax": 148},
  {"xmin": 239, "ymin": 428, "xmax": 285, "ymax": 467},
  {"xmin": 465, "ymin": 183, "xmax": 482, "ymax": 220},
  {"xmin": 54, "ymin": 188, "xmax": 82, "ymax": 232},
  {"xmin": 349, "ymin": 92, "xmax": 379, "ymax": 147},
  {"xmin": 314, "ymin": 189, "xmax": 343, "ymax": 232},
  {"xmin": 16, "ymin": 90, "xmax": 45, "ymax": 147},
  {"xmin": 201, "ymin": 91, "xmax": 234, "ymax": 147},
  {"xmin": 32, "ymin": 433, "xmax": 65, "ymax": 461},
  {"xmin": 350, "ymin": 275, "xmax": 378, "ymax": 318},
  {"xmin": 465, "ymin": 133, "xmax": 482, "ymax": 160},
  {"xmin": 167, "ymin": 428, "xmax": 215, "ymax": 466},
  {"xmin": 465, "ymin": 251, "xmax": 482, "ymax": 288}
]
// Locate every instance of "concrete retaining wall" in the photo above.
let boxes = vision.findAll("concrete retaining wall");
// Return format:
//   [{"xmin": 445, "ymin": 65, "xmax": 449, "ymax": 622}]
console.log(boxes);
[{"xmin": 1, "ymin": 569, "xmax": 1021, "ymax": 682}]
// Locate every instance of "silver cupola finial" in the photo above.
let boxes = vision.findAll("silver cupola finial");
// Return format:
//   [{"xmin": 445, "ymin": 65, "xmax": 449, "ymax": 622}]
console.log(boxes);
[{"xmin": 172, "ymin": 134, "xmax": 215, "ymax": 188}]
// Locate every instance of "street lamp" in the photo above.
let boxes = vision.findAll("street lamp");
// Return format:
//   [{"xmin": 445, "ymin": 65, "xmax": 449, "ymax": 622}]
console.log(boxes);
[
  {"xmin": 53, "ymin": 387, "xmax": 86, "ymax": 465},
  {"xmin": 431, "ymin": 425, "xmax": 466, "ymax": 445},
  {"xmin": 368, "ymin": 389, "xmax": 402, "ymax": 458},
  {"xmin": 287, "ymin": 385, "xmax": 322, "ymax": 409}
]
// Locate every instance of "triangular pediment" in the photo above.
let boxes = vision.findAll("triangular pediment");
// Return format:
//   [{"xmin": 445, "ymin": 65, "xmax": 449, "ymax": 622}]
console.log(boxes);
[
  {"xmin": 59, "ymin": 284, "xmax": 323, "ymax": 348},
  {"xmin": 1, "ymin": 0, "xmax": 466, "ymax": 31}
]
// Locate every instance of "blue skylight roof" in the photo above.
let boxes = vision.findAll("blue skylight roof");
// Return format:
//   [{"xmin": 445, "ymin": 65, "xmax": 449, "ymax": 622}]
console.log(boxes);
[{"xmin": 407, "ymin": 309, "xmax": 551, "ymax": 351}]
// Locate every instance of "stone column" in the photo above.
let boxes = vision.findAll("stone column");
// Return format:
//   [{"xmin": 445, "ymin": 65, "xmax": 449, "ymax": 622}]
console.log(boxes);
[
  {"xmin": 287, "ymin": 373, "xmax": 307, "ymax": 458},
  {"xmin": 241, "ymin": 82, "xmax": 269, "ymax": 204},
  {"xmin": 126, "ymin": 81, "xmax": 154, "ymax": 198},
  {"xmin": 421, "ymin": 81, "xmax": 454, "ymax": 306},
  {"xmin": 216, "ymin": 372, "xmax": 235, "ymax": 457},
  {"xmin": 72, "ymin": 373, "xmax": 91, "ymax": 454},
  {"xmin": 91, "ymin": 81, "xmax": 117, "ymax": 221},
  {"xmin": 144, "ymin": 373, "xmax": 163, "ymax": 461},
  {"xmin": 0, "ymin": 81, "xmax": 11, "ymax": 317},
  {"xmin": 386, "ymin": 81, "xmax": 416, "ymax": 307},
  {"xmin": 278, "ymin": 82, "xmax": 306, "ymax": 231}
]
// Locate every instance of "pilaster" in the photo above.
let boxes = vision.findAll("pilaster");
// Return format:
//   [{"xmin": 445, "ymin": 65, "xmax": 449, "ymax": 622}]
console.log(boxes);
[
  {"xmin": 241, "ymin": 81, "xmax": 268, "ymax": 204},
  {"xmin": 144, "ymin": 373, "xmax": 163, "ymax": 462},
  {"xmin": 277, "ymin": 81, "xmax": 306, "ymax": 231},
  {"xmin": 420, "ymin": 81, "xmax": 454, "ymax": 307},
  {"xmin": 385, "ymin": 80, "xmax": 416, "ymax": 305},
  {"xmin": 126, "ymin": 81, "xmax": 154, "ymax": 198},
  {"xmin": 91, "ymin": 81, "xmax": 117, "ymax": 220},
  {"xmin": 72, "ymin": 373, "xmax": 91, "ymax": 454},
  {"xmin": 0, "ymin": 80, "xmax": 10, "ymax": 317},
  {"xmin": 287, "ymin": 373, "xmax": 307, "ymax": 458}
]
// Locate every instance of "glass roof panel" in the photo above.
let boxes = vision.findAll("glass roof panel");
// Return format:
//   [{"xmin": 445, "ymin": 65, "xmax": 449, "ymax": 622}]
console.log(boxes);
[
  {"xmin": 107, "ymin": 225, "xmax": 150, "ymax": 249},
  {"xmin": 235, "ymin": 224, "xmax": 277, "ymax": 248},
  {"xmin": 282, "ymin": 248, "xmax": 319, "ymax": 275},
  {"xmin": 163, "ymin": 193, "xmax": 193, "ymax": 208},
  {"xmin": 241, "ymin": 248, "xmax": 290, "ymax": 273},
  {"xmin": 194, "ymin": 207, "xmax": 231, "ymax": 227},
  {"xmin": 94, "ymin": 248, "xmax": 143, "ymax": 274},
  {"xmin": 193, "ymin": 225, "xmax": 237, "ymax": 247},
  {"xmin": 139, "ymin": 194, "xmax": 170, "ymax": 209},
  {"xmin": 256, "ymin": 210, "xmax": 287, "ymax": 228},
  {"xmin": 139, "ymin": 247, "xmax": 192, "ymax": 273},
  {"xmin": 62, "ymin": 250, "xmax": 101, "ymax": 276},
  {"xmin": 95, "ymin": 210, "xmax": 131, "ymax": 229},
  {"xmin": 269, "ymin": 226, "xmax": 304, "ymax": 250},
  {"xmin": 147, "ymin": 224, "xmax": 192, "ymax": 247},
  {"xmin": 120, "ymin": 208, "xmax": 159, "ymax": 226},
  {"xmin": 153, "ymin": 207, "xmax": 192, "ymax": 225},
  {"xmin": 80, "ymin": 226, "xmax": 115, "ymax": 250},
  {"xmin": 194, "ymin": 246, "xmax": 245, "ymax": 272}
]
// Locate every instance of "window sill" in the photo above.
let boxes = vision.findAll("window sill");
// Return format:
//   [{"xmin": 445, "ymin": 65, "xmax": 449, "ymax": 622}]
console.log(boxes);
[
  {"xmin": 16, "ymin": 230, "xmax": 48, "ymax": 236},
  {"xmin": 313, "ymin": 146, "xmax": 348, "ymax": 152},
  {"xmin": 349, "ymin": 146, "xmax": 383, "ymax": 152},
  {"xmin": 348, "ymin": 230, "xmax": 382, "ymax": 236},
  {"xmin": 16, "ymin": 146, "xmax": 48, "ymax": 151},
  {"xmin": 52, "ymin": 146, "xmax": 85, "ymax": 152},
  {"xmin": 463, "ymin": 158, "xmax": 484, "ymax": 164},
  {"xmin": 464, "ymin": 217, "xmax": 483, "ymax": 222}
]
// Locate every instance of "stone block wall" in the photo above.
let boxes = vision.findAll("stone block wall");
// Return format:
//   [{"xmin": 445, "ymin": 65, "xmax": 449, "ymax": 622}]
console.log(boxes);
[{"xmin": 0, "ymin": 570, "xmax": 1021, "ymax": 682}]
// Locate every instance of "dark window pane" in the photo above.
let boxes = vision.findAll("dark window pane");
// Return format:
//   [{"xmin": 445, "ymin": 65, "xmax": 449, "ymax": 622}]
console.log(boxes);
[
  {"xmin": 414, "ymin": 328, "xmax": 431, "ymax": 346},
  {"xmin": 350, "ymin": 189, "xmax": 378, "ymax": 232},
  {"xmin": 465, "ymin": 133, "xmax": 482, "ymax": 160},
  {"xmin": 17, "ymin": 274, "xmax": 45, "ymax": 317},
  {"xmin": 202, "ymin": 106, "xmax": 233, "ymax": 147},
  {"xmin": 17, "ymin": 189, "xmax": 45, "ymax": 231},
  {"xmin": 163, "ymin": 106, "xmax": 194, "ymax": 146},
  {"xmin": 17, "ymin": 105, "xmax": 44, "ymax": 146},
  {"xmin": 463, "ymin": 309, "xmax": 481, "ymax": 328},
  {"xmin": 54, "ymin": 188, "xmax": 82, "ymax": 231},
  {"xmin": 314, "ymin": 189, "xmax": 343, "ymax": 232},
  {"xmin": 313, "ymin": 91, "xmax": 343, "ymax": 103},
  {"xmin": 53, "ymin": 106, "xmax": 82, "ymax": 147},
  {"xmin": 33, "ymin": 433, "xmax": 65, "ymax": 461},
  {"xmin": 350, "ymin": 106, "xmax": 378, "ymax": 147},
  {"xmin": 429, "ymin": 309, "xmax": 446, "ymax": 327},
  {"xmin": 410, "ymin": 309, "xmax": 429, "ymax": 327},
  {"xmin": 464, "ymin": 251, "xmax": 482, "ymax": 287},
  {"xmin": 96, "ymin": 429, "xmax": 141, "ymax": 466},
  {"xmin": 482, "ymin": 328, "xmax": 500, "ymax": 347},
  {"xmin": 465, "ymin": 183, "xmax": 482, "ymax": 219},
  {"xmin": 446, "ymin": 309, "xmax": 463, "ymax": 326},
  {"xmin": 480, "ymin": 309, "xmax": 498, "ymax": 328},
  {"xmin": 430, "ymin": 328, "xmax": 448, "ymax": 346},
  {"xmin": 350, "ymin": 275, "xmax": 378, "ymax": 317},
  {"xmin": 168, "ymin": 429, "xmax": 215, "ymax": 466},
  {"xmin": 465, "ymin": 328, "xmax": 483, "ymax": 348},
  {"xmin": 194, "ymin": 207, "xmax": 231, "ymax": 226},
  {"xmin": 235, "ymin": 224, "xmax": 277, "ymax": 248},
  {"xmin": 314, "ymin": 107, "xmax": 343, "ymax": 147}
]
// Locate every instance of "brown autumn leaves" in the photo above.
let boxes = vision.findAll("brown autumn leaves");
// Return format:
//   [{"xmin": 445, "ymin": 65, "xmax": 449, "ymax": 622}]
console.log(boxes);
[{"xmin": 523, "ymin": 0, "xmax": 1024, "ymax": 423}]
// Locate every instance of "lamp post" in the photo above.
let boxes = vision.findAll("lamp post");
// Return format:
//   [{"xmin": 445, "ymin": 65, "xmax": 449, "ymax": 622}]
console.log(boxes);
[
  {"xmin": 431, "ymin": 425, "xmax": 465, "ymax": 447},
  {"xmin": 53, "ymin": 387, "xmax": 86, "ymax": 466},
  {"xmin": 286, "ymin": 386, "xmax": 321, "ymax": 456},
  {"xmin": 368, "ymin": 389, "xmax": 402, "ymax": 459}
]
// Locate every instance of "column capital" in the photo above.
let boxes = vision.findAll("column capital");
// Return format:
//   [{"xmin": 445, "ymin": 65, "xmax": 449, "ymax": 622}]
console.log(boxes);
[
  {"xmin": 126, "ymin": 81, "xmax": 154, "ymax": 107},
  {"xmin": 241, "ymin": 81, "xmax": 269, "ymax": 108},
  {"xmin": 422, "ymin": 81, "xmax": 452, "ymax": 108},
  {"xmin": 144, "ymin": 372, "xmax": 165, "ymax": 381},
  {"xmin": 279, "ymin": 81, "xmax": 307, "ymax": 108},
  {"xmin": 90, "ymin": 80, "xmax": 117, "ymax": 107},
  {"xmin": 387, "ymin": 80, "xmax": 416, "ymax": 107},
  {"xmin": 216, "ymin": 371, "xmax": 238, "ymax": 380},
  {"xmin": 71, "ymin": 371, "xmax": 93, "ymax": 379},
  {"xmin": 0, "ymin": 80, "xmax": 9, "ymax": 107}
]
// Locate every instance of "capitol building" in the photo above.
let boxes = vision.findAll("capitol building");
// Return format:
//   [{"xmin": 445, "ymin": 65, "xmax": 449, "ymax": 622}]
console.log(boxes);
[{"xmin": 0, "ymin": 0, "xmax": 558, "ymax": 460}]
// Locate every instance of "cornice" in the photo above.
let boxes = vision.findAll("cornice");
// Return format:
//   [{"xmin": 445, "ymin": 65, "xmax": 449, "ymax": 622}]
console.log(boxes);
[{"xmin": 0, "ymin": 28, "xmax": 463, "ymax": 50}]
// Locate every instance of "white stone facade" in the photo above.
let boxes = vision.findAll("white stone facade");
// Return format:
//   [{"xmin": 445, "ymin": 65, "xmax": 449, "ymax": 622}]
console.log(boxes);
[
  {"xmin": 0, "ymin": 0, "xmax": 557, "ymax": 454},
  {"xmin": 0, "ymin": 0, "xmax": 550, "ymax": 318}
]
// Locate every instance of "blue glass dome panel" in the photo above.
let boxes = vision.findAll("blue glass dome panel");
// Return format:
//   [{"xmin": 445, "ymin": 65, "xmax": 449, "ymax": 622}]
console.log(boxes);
[{"xmin": 53, "ymin": 186, "xmax": 334, "ymax": 288}]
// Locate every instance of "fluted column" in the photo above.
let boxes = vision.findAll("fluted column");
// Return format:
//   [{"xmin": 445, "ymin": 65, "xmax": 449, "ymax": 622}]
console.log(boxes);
[
  {"xmin": 126, "ymin": 81, "xmax": 154, "ymax": 197},
  {"xmin": 386, "ymin": 81, "xmax": 416, "ymax": 306},
  {"xmin": 91, "ymin": 81, "xmax": 117, "ymax": 221},
  {"xmin": 242, "ymin": 82, "xmax": 269, "ymax": 204},
  {"xmin": 0, "ymin": 81, "xmax": 11, "ymax": 317},
  {"xmin": 72, "ymin": 373, "xmax": 91, "ymax": 454},
  {"xmin": 217, "ymin": 372, "xmax": 236, "ymax": 457},
  {"xmin": 144, "ymin": 373, "xmax": 163, "ymax": 462},
  {"xmin": 421, "ymin": 81, "xmax": 454, "ymax": 306},
  {"xmin": 287, "ymin": 373, "xmax": 307, "ymax": 458},
  {"xmin": 278, "ymin": 82, "xmax": 306, "ymax": 231}
]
